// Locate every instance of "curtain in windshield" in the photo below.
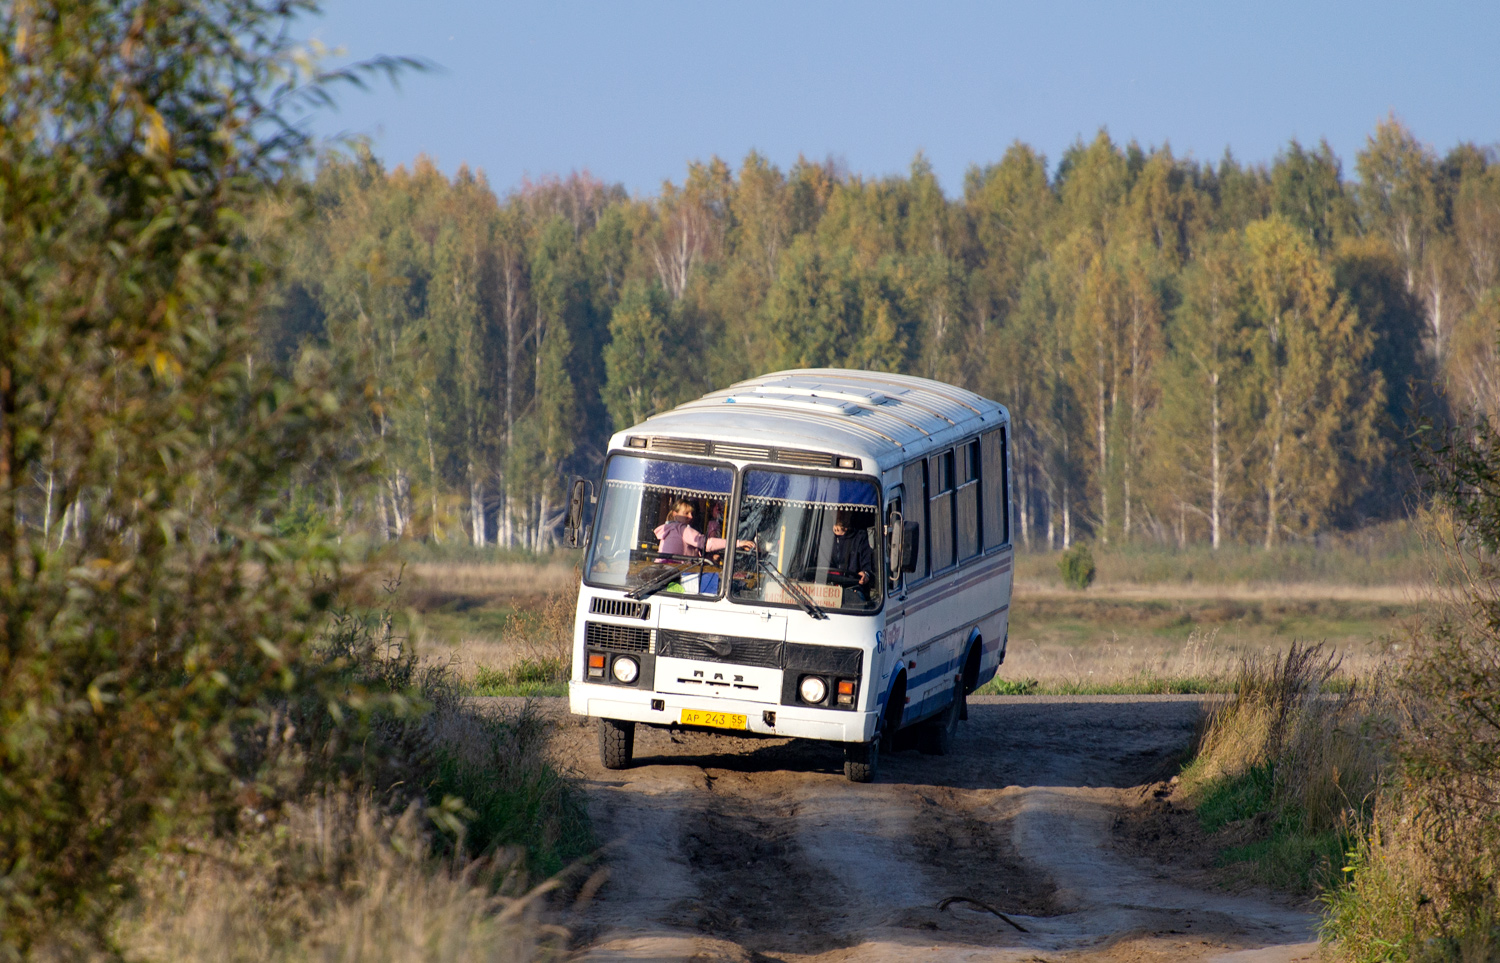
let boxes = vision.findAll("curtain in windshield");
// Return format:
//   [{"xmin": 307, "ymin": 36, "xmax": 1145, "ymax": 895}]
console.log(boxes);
[{"xmin": 731, "ymin": 471, "xmax": 881, "ymax": 614}]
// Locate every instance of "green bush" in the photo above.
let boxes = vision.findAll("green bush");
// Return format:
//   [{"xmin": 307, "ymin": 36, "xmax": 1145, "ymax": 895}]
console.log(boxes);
[{"xmin": 1059, "ymin": 542, "xmax": 1097, "ymax": 590}]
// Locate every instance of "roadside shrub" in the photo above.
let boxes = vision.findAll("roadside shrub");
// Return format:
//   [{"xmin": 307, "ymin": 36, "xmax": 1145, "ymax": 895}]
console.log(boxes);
[
  {"xmin": 1322, "ymin": 415, "xmax": 1500, "ymax": 960},
  {"xmin": 1059, "ymin": 542, "xmax": 1097, "ymax": 590}
]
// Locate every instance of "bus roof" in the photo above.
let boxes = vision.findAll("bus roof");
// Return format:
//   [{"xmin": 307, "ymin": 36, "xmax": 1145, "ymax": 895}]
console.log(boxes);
[{"xmin": 607, "ymin": 369, "xmax": 1009, "ymax": 474}]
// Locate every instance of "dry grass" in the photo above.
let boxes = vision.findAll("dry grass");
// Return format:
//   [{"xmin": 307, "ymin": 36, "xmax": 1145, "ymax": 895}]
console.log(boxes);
[
  {"xmin": 992, "ymin": 627, "xmax": 1391, "ymax": 694},
  {"xmin": 405, "ymin": 562, "xmax": 579, "ymax": 600},
  {"xmin": 1178, "ymin": 644, "xmax": 1398, "ymax": 892},
  {"xmin": 1014, "ymin": 579, "xmax": 1427, "ymax": 604},
  {"xmin": 113, "ymin": 796, "xmax": 563, "ymax": 963}
]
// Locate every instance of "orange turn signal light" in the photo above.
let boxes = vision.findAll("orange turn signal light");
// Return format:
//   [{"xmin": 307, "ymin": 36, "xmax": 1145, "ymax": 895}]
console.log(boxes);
[
  {"xmin": 588, "ymin": 653, "xmax": 606, "ymax": 669},
  {"xmin": 837, "ymin": 680, "xmax": 855, "ymax": 695}
]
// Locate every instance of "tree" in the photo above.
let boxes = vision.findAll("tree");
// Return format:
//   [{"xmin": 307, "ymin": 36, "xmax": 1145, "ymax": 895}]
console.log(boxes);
[
  {"xmin": 1158, "ymin": 232, "xmax": 1249, "ymax": 548},
  {"xmin": 1271, "ymin": 139, "xmax": 1356, "ymax": 251},
  {"xmin": 1357, "ymin": 117, "xmax": 1445, "ymax": 354},
  {"xmin": 0, "ymin": 0, "xmax": 396, "ymax": 948},
  {"xmin": 603, "ymin": 280, "xmax": 686, "ymax": 429},
  {"xmin": 1242, "ymin": 217, "xmax": 1385, "ymax": 547}
]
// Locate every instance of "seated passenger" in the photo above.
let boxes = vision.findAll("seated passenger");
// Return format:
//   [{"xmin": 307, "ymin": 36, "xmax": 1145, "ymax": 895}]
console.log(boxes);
[
  {"xmin": 655, "ymin": 500, "xmax": 753, "ymax": 559},
  {"xmin": 830, "ymin": 511, "xmax": 875, "ymax": 589}
]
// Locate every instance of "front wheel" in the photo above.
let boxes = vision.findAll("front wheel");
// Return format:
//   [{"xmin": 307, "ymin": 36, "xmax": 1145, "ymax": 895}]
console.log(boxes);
[
  {"xmin": 844, "ymin": 734, "xmax": 880, "ymax": 782},
  {"xmin": 598, "ymin": 718, "xmax": 635, "ymax": 770}
]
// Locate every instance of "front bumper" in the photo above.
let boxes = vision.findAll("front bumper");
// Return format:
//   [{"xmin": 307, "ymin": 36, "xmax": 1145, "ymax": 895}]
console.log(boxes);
[{"xmin": 570, "ymin": 681, "xmax": 879, "ymax": 743}]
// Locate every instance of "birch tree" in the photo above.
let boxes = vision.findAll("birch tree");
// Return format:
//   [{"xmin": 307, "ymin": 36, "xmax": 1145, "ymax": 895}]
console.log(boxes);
[{"xmin": 1243, "ymin": 216, "xmax": 1385, "ymax": 547}]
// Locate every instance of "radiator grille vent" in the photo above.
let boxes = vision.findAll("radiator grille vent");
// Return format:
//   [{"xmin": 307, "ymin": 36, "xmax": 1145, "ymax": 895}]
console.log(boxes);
[
  {"xmin": 649, "ymin": 437, "xmax": 710, "ymax": 455},
  {"xmin": 714, "ymin": 443, "xmax": 772, "ymax": 459},
  {"xmin": 657, "ymin": 630, "xmax": 782, "ymax": 669},
  {"xmin": 584, "ymin": 622, "xmax": 652, "ymax": 653},
  {"xmin": 589, "ymin": 597, "xmax": 651, "ymax": 620},
  {"xmin": 774, "ymin": 447, "xmax": 837, "ymax": 467}
]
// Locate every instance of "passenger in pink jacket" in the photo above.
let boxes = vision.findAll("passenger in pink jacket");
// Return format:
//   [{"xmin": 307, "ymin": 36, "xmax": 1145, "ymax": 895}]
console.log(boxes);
[{"xmin": 655, "ymin": 500, "xmax": 753, "ymax": 558}]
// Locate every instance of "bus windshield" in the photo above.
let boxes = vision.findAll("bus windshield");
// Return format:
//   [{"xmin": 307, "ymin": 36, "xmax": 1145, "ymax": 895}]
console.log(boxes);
[
  {"xmin": 731, "ymin": 470, "xmax": 882, "ymax": 614},
  {"xmin": 584, "ymin": 455, "xmax": 736, "ymax": 598}
]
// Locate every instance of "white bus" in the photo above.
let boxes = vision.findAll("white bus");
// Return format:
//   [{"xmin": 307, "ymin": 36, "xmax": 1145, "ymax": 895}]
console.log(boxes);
[{"xmin": 562, "ymin": 369, "xmax": 1014, "ymax": 782}]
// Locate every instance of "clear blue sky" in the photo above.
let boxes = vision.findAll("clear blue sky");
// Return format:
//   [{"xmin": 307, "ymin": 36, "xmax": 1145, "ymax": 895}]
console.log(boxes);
[{"xmin": 300, "ymin": 0, "xmax": 1500, "ymax": 197}]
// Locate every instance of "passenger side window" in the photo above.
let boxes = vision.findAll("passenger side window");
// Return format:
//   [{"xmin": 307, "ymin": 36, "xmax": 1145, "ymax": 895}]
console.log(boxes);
[
  {"xmin": 901, "ymin": 459, "xmax": 928, "ymax": 581},
  {"xmin": 980, "ymin": 428, "xmax": 1010, "ymax": 547},
  {"xmin": 928, "ymin": 449, "xmax": 956, "ymax": 572},
  {"xmin": 956, "ymin": 439, "xmax": 981, "ymax": 560}
]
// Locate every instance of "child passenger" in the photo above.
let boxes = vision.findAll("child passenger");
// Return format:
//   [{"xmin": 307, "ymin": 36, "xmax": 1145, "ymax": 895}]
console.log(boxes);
[{"xmin": 655, "ymin": 500, "xmax": 753, "ymax": 558}]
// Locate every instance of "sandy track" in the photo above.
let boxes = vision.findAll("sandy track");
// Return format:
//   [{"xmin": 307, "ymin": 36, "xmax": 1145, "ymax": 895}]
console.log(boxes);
[{"xmin": 530, "ymin": 695, "xmax": 1319, "ymax": 963}]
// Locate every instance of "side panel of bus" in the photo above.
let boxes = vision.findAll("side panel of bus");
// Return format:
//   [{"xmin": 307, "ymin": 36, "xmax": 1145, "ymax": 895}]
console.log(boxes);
[{"xmin": 894, "ymin": 423, "xmax": 1013, "ymax": 728}]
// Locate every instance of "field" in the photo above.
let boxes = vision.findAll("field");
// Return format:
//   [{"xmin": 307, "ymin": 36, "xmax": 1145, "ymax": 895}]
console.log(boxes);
[{"xmin": 394, "ymin": 536, "xmax": 1422, "ymax": 696}]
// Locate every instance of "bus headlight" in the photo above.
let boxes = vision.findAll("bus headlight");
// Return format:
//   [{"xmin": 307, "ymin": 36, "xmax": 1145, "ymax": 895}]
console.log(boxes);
[
  {"xmin": 799, "ymin": 675, "xmax": 828, "ymax": 705},
  {"xmin": 612, "ymin": 656, "xmax": 640, "ymax": 684}
]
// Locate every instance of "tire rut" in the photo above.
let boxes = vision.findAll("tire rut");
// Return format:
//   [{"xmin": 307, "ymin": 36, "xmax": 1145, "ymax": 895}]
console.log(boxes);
[
  {"xmin": 677, "ymin": 770, "xmax": 855, "ymax": 955},
  {"xmin": 906, "ymin": 786, "xmax": 1059, "ymax": 920}
]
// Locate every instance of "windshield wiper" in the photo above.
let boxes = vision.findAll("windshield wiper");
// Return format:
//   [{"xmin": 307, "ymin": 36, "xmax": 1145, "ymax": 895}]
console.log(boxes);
[
  {"xmin": 757, "ymin": 554, "xmax": 828, "ymax": 620},
  {"xmin": 626, "ymin": 559, "xmax": 698, "ymax": 601}
]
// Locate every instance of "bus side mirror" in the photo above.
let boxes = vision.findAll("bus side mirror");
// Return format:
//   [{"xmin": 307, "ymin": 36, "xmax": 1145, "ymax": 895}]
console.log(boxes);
[
  {"xmin": 900, "ymin": 522, "xmax": 919, "ymax": 572},
  {"xmin": 564, "ymin": 477, "xmax": 593, "ymax": 550}
]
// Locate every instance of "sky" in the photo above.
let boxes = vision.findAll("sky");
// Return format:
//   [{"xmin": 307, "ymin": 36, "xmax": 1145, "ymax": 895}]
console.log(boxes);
[{"xmin": 299, "ymin": 0, "xmax": 1500, "ymax": 198}]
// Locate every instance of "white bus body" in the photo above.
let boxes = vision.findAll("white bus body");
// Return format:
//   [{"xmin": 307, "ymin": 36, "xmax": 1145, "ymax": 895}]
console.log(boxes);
[{"xmin": 564, "ymin": 369, "xmax": 1014, "ymax": 782}]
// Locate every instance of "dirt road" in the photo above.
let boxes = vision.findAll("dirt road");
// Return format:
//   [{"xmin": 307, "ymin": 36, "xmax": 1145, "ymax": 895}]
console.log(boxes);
[{"xmin": 536, "ymin": 695, "xmax": 1319, "ymax": 963}]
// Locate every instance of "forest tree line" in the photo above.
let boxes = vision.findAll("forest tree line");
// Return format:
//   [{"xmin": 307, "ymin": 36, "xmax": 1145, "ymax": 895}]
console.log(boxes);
[{"xmin": 253, "ymin": 117, "xmax": 1500, "ymax": 551}]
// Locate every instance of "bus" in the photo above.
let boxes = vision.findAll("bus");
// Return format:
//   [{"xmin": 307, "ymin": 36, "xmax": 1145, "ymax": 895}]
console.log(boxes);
[{"xmin": 562, "ymin": 369, "xmax": 1014, "ymax": 782}]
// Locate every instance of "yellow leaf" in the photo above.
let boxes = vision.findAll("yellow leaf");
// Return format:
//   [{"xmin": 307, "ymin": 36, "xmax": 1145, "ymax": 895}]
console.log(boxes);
[{"xmin": 144, "ymin": 106, "xmax": 170, "ymax": 156}]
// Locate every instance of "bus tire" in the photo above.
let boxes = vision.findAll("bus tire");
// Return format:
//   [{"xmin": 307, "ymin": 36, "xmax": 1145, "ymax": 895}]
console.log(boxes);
[
  {"xmin": 919, "ymin": 679, "xmax": 963, "ymax": 756},
  {"xmin": 598, "ymin": 718, "xmax": 635, "ymax": 770},
  {"xmin": 844, "ymin": 735, "xmax": 879, "ymax": 783}
]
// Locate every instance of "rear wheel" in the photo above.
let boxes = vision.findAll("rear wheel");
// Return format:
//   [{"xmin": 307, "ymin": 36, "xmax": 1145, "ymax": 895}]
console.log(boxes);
[
  {"xmin": 844, "ymin": 734, "xmax": 880, "ymax": 783},
  {"xmin": 919, "ymin": 679, "xmax": 963, "ymax": 756},
  {"xmin": 598, "ymin": 718, "xmax": 635, "ymax": 770}
]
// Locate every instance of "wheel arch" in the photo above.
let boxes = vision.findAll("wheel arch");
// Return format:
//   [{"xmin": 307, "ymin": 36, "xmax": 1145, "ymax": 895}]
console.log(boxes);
[
  {"xmin": 962, "ymin": 627, "xmax": 983, "ymax": 695},
  {"xmin": 881, "ymin": 668, "xmax": 908, "ymax": 733}
]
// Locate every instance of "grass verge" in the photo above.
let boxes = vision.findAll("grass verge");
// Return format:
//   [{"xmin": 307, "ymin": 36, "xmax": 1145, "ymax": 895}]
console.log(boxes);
[
  {"xmin": 1173, "ymin": 644, "xmax": 1396, "ymax": 895},
  {"xmin": 979, "ymin": 675, "xmax": 1233, "ymax": 696},
  {"xmin": 45, "ymin": 589, "xmax": 595, "ymax": 961}
]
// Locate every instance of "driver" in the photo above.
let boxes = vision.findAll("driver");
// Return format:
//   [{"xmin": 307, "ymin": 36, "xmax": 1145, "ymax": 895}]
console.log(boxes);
[
  {"xmin": 830, "ymin": 511, "xmax": 875, "ymax": 589},
  {"xmin": 655, "ymin": 500, "xmax": 754, "ymax": 559}
]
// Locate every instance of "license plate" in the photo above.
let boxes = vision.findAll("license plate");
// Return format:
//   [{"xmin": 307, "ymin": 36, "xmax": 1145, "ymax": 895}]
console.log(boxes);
[{"xmin": 680, "ymin": 708, "xmax": 748, "ymax": 730}]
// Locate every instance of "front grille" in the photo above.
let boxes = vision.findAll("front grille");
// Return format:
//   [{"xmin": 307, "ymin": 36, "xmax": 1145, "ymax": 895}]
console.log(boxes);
[
  {"xmin": 590, "ymin": 597, "xmax": 651, "ymax": 620},
  {"xmin": 714, "ymin": 443, "xmax": 772, "ymax": 459},
  {"xmin": 657, "ymin": 630, "xmax": 783, "ymax": 669},
  {"xmin": 585, "ymin": 621, "xmax": 652, "ymax": 653},
  {"xmin": 649, "ymin": 437, "xmax": 710, "ymax": 455}
]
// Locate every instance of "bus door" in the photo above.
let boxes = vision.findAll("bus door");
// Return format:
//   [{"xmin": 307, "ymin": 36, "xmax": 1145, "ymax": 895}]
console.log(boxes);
[{"xmin": 880, "ymin": 492, "xmax": 907, "ymax": 715}]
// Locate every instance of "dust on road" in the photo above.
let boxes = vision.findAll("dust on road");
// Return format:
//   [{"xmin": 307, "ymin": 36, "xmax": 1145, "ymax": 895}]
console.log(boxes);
[{"xmin": 530, "ymin": 695, "xmax": 1319, "ymax": 963}]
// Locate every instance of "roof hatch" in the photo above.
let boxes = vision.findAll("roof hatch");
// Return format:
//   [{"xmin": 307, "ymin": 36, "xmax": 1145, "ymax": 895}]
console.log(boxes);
[
  {"xmin": 753, "ymin": 378, "xmax": 891, "ymax": 407},
  {"xmin": 721, "ymin": 391, "xmax": 862, "ymax": 416}
]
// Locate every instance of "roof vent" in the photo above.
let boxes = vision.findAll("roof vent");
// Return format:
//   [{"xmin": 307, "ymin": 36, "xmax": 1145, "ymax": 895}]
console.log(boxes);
[
  {"xmin": 722, "ymin": 392, "xmax": 860, "ymax": 416},
  {"xmin": 649, "ymin": 436, "xmax": 710, "ymax": 455},
  {"xmin": 756, "ymin": 379, "xmax": 890, "ymax": 407}
]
